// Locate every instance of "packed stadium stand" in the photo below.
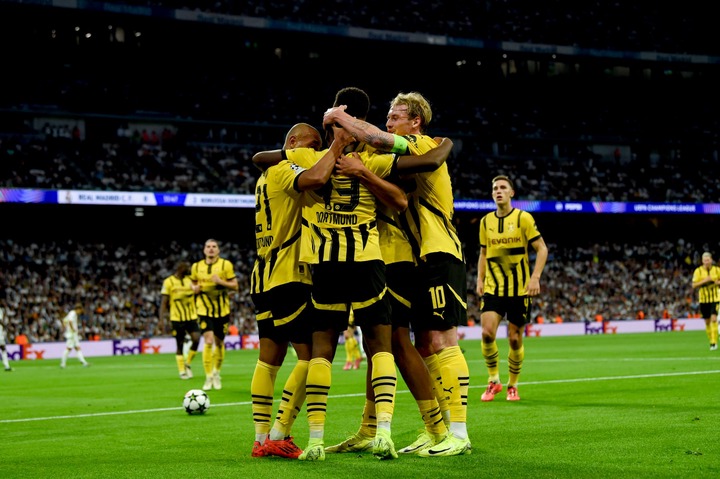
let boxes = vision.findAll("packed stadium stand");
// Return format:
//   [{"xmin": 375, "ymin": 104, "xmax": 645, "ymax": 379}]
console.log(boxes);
[{"xmin": 0, "ymin": 233, "xmax": 708, "ymax": 344}]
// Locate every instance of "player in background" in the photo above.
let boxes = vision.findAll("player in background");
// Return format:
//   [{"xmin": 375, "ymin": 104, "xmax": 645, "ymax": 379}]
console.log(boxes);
[
  {"xmin": 476, "ymin": 175, "xmax": 548, "ymax": 401},
  {"xmin": 691, "ymin": 251, "xmax": 720, "ymax": 350},
  {"xmin": 159, "ymin": 261, "xmax": 200, "ymax": 379},
  {"xmin": 324, "ymin": 92, "xmax": 468, "ymax": 457},
  {"xmin": 190, "ymin": 239, "xmax": 238, "ymax": 391},
  {"xmin": 342, "ymin": 309, "xmax": 363, "ymax": 370},
  {"xmin": 249, "ymin": 123, "xmax": 350, "ymax": 459},
  {"xmin": 0, "ymin": 298, "xmax": 13, "ymax": 371},
  {"xmin": 60, "ymin": 303, "xmax": 90, "ymax": 368}
]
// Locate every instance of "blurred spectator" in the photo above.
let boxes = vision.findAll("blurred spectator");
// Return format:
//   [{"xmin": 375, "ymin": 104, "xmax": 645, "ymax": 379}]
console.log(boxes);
[{"xmin": 14, "ymin": 331, "xmax": 29, "ymax": 346}]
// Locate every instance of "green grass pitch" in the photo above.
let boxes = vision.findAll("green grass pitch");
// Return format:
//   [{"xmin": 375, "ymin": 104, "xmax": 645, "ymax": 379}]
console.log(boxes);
[{"xmin": 2, "ymin": 331, "xmax": 718, "ymax": 479}]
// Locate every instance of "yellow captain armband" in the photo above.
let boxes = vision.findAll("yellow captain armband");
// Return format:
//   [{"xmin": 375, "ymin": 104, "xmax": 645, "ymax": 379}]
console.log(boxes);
[{"xmin": 390, "ymin": 134, "xmax": 409, "ymax": 154}]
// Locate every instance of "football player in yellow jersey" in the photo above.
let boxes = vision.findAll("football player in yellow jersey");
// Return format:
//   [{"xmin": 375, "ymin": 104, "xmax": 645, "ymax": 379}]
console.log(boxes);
[
  {"xmin": 190, "ymin": 239, "xmax": 238, "ymax": 391},
  {"xmin": 250, "ymin": 123, "xmax": 355, "ymax": 459},
  {"xmin": 159, "ymin": 261, "xmax": 200, "ymax": 380},
  {"xmin": 477, "ymin": 175, "xmax": 548, "ymax": 401},
  {"xmin": 286, "ymin": 88, "xmax": 403, "ymax": 462},
  {"xmin": 341, "ymin": 308, "xmax": 363, "ymax": 370},
  {"xmin": 324, "ymin": 92, "xmax": 470, "ymax": 457},
  {"xmin": 691, "ymin": 252, "xmax": 720, "ymax": 350}
]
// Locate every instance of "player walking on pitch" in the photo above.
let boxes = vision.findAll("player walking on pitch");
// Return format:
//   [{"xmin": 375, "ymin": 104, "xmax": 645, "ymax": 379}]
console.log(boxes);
[{"xmin": 476, "ymin": 175, "xmax": 548, "ymax": 401}]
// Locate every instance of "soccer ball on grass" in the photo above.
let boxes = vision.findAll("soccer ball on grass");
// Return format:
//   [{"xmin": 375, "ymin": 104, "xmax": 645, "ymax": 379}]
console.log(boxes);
[{"xmin": 183, "ymin": 389, "xmax": 210, "ymax": 415}]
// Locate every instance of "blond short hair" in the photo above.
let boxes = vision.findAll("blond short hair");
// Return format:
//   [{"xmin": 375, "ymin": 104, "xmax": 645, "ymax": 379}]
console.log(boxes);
[
  {"xmin": 390, "ymin": 92, "xmax": 432, "ymax": 133},
  {"xmin": 702, "ymin": 252, "xmax": 712, "ymax": 259}
]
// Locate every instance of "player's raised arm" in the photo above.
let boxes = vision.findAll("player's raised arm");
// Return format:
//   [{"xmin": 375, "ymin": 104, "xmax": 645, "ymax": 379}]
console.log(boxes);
[
  {"xmin": 252, "ymin": 149, "xmax": 282, "ymax": 172},
  {"xmin": 324, "ymin": 105, "xmax": 406, "ymax": 153},
  {"xmin": 395, "ymin": 137, "xmax": 454, "ymax": 174}
]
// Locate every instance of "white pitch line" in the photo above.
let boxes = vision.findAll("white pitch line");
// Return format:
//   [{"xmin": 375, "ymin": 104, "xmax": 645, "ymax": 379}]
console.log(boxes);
[{"xmin": 3, "ymin": 369, "xmax": 719, "ymax": 424}]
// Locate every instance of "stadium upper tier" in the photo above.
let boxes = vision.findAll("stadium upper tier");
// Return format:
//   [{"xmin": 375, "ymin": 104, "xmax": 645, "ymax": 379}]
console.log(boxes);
[
  {"xmin": 1, "ymin": 1, "xmax": 719, "ymax": 202},
  {"xmin": 3, "ymin": 0, "xmax": 718, "ymax": 57},
  {"xmin": 2, "ymin": 114, "xmax": 719, "ymax": 203}
]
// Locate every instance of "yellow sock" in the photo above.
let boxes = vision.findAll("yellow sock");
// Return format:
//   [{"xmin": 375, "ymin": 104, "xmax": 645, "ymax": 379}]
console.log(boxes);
[
  {"xmin": 417, "ymin": 398, "xmax": 447, "ymax": 436},
  {"xmin": 711, "ymin": 321, "xmax": 718, "ymax": 345},
  {"xmin": 371, "ymin": 351, "xmax": 397, "ymax": 424},
  {"xmin": 357, "ymin": 398, "xmax": 377, "ymax": 437},
  {"xmin": 213, "ymin": 342, "xmax": 225, "ymax": 372},
  {"xmin": 271, "ymin": 359, "xmax": 309, "ymax": 439},
  {"xmin": 175, "ymin": 354, "xmax": 185, "ymax": 374},
  {"xmin": 202, "ymin": 342, "xmax": 213, "ymax": 375},
  {"xmin": 305, "ymin": 357, "xmax": 332, "ymax": 438},
  {"xmin": 507, "ymin": 345, "xmax": 525, "ymax": 388},
  {"xmin": 350, "ymin": 336, "xmax": 361, "ymax": 361},
  {"xmin": 250, "ymin": 360, "xmax": 279, "ymax": 436},
  {"xmin": 481, "ymin": 340, "xmax": 500, "ymax": 383},
  {"xmin": 345, "ymin": 336, "xmax": 357, "ymax": 362},
  {"xmin": 423, "ymin": 354, "xmax": 449, "ymax": 422},
  {"xmin": 437, "ymin": 346, "xmax": 469, "ymax": 425},
  {"xmin": 186, "ymin": 349, "xmax": 197, "ymax": 366}
]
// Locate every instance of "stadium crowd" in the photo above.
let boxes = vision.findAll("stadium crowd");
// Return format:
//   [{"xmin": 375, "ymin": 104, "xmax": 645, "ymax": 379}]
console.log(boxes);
[
  {"xmin": 3, "ymin": 108, "xmax": 720, "ymax": 204},
  {"xmin": 0, "ymin": 236, "xmax": 711, "ymax": 345},
  {"xmin": 0, "ymin": 238, "xmax": 255, "ymax": 344}
]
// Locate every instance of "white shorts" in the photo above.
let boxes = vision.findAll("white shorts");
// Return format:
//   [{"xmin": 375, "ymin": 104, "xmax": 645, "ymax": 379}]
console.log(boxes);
[{"xmin": 65, "ymin": 333, "xmax": 82, "ymax": 349}]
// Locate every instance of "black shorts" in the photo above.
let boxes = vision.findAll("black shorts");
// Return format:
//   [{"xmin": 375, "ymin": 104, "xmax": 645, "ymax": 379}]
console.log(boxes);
[
  {"xmin": 251, "ymin": 282, "xmax": 313, "ymax": 345},
  {"xmin": 199, "ymin": 315, "xmax": 231, "ymax": 340},
  {"xmin": 386, "ymin": 261, "xmax": 417, "ymax": 329},
  {"xmin": 310, "ymin": 260, "xmax": 391, "ymax": 332},
  {"xmin": 700, "ymin": 302, "xmax": 719, "ymax": 319},
  {"xmin": 172, "ymin": 319, "xmax": 200, "ymax": 340},
  {"xmin": 482, "ymin": 294, "xmax": 531, "ymax": 327},
  {"xmin": 411, "ymin": 253, "xmax": 468, "ymax": 332}
]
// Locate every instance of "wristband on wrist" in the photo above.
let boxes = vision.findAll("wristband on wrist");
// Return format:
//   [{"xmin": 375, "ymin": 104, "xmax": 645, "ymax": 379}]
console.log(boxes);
[{"xmin": 391, "ymin": 134, "xmax": 408, "ymax": 154}]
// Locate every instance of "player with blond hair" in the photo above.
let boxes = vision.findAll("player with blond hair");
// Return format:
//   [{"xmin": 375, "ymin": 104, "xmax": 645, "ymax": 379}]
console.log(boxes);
[{"xmin": 691, "ymin": 251, "xmax": 720, "ymax": 350}]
